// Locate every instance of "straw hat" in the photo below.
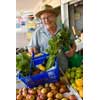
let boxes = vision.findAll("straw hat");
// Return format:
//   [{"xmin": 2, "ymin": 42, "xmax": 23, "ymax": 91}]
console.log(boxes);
[{"xmin": 36, "ymin": 4, "xmax": 59, "ymax": 18}]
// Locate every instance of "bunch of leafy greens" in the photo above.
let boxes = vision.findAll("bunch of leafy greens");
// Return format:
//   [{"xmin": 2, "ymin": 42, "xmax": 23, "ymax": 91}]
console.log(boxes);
[
  {"xmin": 16, "ymin": 52, "xmax": 31, "ymax": 76},
  {"xmin": 46, "ymin": 28, "xmax": 72, "ymax": 70}
]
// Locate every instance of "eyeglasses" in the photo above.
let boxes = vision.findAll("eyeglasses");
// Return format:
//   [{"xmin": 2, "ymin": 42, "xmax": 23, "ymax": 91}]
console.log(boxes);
[{"xmin": 41, "ymin": 15, "xmax": 54, "ymax": 21}]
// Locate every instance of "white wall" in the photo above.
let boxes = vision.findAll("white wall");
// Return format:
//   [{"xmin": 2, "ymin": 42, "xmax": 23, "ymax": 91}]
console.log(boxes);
[
  {"xmin": 16, "ymin": 0, "xmax": 60, "ymax": 16},
  {"xmin": 16, "ymin": 0, "xmax": 42, "ymax": 15}
]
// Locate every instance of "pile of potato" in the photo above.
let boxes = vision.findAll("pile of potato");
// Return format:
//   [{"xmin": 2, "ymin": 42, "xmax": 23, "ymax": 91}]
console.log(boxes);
[{"xmin": 16, "ymin": 81, "xmax": 77, "ymax": 100}]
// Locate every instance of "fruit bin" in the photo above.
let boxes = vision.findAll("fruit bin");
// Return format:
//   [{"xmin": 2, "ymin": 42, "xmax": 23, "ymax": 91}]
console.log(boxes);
[
  {"xmin": 16, "ymin": 80, "xmax": 82, "ymax": 100},
  {"xmin": 17, "ymin": 52, "xmax": 59, "ymax": 88},
  {"xmin": 60, "ymin": 67, "xmax": 83, "ymax": 100}
]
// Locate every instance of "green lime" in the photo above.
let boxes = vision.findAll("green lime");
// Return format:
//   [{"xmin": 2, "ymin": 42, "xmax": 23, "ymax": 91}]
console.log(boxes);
[
  {"xmin": 76, "ymin": 67, "xmax": 82, "ymax": 73},
  {"xmin": 76, "ymin": 72, "xmax": 82, "ymax": 79},
  {"xmin": 71, "ymin": 83, "xmax": 77, "ymax": 90},
  {"xmin": 65, "ymin": 72, "xmax": 71, "ymax": 79},
  {"xmin": 70, "ymin": 79, "xmax": 75, "ymax": 84},
  {"xmin": 67, "ymin": 68, "xmax": 71, "ymax": 73},
  {"xmin": 70, "ymin": 72, "xmax": 75, "ymax": 79},
  {"xmin": 75, "ymin": 76, "xmax": 79, "ymax": 80},
  {"xmin": 72, "ymin": 67, "xmax": 77, "ymax": 71}
]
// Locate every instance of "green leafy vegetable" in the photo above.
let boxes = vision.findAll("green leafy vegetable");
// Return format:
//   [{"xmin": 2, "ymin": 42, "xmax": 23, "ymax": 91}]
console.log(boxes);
[
  {"xmin": 46, "ymin": 28, "xmax": 72, "ymax": 70},
  {"xmin": 16, "ymin": 52, "xmax": 31, "ymax": 76}
]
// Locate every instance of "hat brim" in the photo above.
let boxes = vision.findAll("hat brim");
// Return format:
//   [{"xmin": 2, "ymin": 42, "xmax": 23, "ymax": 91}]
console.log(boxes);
[{"xmin": 36, "ymin": 9, "xmax": 59, "ymax": 18}]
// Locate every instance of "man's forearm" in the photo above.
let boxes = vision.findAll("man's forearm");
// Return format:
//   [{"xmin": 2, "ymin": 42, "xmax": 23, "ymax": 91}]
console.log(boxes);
[{"xmin": 72, "ymin": 42, "xmax": 76, "ymax": 52}]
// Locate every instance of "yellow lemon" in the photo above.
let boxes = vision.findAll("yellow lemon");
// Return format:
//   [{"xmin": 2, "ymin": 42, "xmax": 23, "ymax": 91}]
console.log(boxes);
[
  {"xmin": 38, "ymin": 64, "xmax": 45, "ymax": 71},
  {"xmin": 35, "ymin": 53, "xmax": 42, "ymax": 57},
  {"xmin": 79, "ymin": 89, "xmax": 83, "ymax": 98},
  {"xmin": 76, "ymin": 86, "xmax": 83, "ymax": 92},
  {"xmin": 75, "ymin": 79, "xmax": 83, "ymax": 87}
]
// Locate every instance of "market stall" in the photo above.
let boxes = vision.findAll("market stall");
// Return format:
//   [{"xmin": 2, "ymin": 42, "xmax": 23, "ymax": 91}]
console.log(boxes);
[
  {"xmin": 16, "ymin": 0, "xmax": 83, "ymax": 100},
  {"xmin": 16, "ymin": 51, "xmax": 83, "ymax": 100},
  {"xmin": 16, "ymin": 28, "xmax": 83, "ymax": 99}
]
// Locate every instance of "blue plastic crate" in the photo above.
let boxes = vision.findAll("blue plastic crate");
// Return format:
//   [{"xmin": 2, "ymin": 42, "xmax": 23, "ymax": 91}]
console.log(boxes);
[
  {"xmin": 17, "ymin": 53, "xmax": 59, "ymax": 88},
  {"xmin": 32, "ymin": 52, "xmax": 49, "ymax": 66}
]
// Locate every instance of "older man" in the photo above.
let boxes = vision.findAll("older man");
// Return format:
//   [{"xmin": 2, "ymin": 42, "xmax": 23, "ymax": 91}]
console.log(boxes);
[{"xmin": 28, "ymin": 4, "xmax": 76, "ymax": 71}]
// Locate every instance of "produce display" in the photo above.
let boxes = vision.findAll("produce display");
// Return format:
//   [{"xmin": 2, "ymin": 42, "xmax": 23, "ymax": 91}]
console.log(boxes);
[
  {"xmin": 16, "ymin": 51, "xmax": 60, "ymax": 88},
  {"xmin": 16, "ymin": 51, "xmax": 56, "ymax": 74},
  {"xmin": 16, "ymin": 52, "xmax": 45, "ymax": 75},
  {"xmin": 16, "ymin": 27, "xmax": 83, "ymax": 99},
  {"xmin": 65, "ymin": 65, "xmax": 83, "ymax": 98},
  {"xmin": 16, "ymin": 52, "xmax": 31, "ymax": 76},
  {"xmin": 16, "ymin": 52, "xmax": 83, "ymax": 99},
  {"xmin": 16, "ymin": 52, "xmax": 45, "ymax": 77},
  {"xmin": 16, "ymin": 80, "xmax": 78, "ymax": 100}
]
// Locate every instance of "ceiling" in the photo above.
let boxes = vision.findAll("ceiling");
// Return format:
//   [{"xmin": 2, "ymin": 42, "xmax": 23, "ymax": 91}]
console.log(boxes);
[
  {"xmin": 16, "ymin": 0, "xmax": 42, "ymax": 14},
  {"xmin": 16, "ymin": 0, "xmax": 60, "ymax": 16}
]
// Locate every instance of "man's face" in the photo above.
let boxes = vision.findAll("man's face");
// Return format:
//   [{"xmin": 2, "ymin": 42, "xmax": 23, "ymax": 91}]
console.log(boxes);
[{"xmin": 40, "ymin": 12, "xmax": 56, "ymax": 29}]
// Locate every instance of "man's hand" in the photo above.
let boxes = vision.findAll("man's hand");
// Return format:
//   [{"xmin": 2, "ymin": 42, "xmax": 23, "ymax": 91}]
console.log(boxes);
[
  {"xmin": 64, "ymin": 48, "xmax": 75, "ymax": 57},
  {"xmin": 28, "ymin": 49, "xmax": 33, "ymax": 55},
  {"xmin": 28, "ymin": 48, "xmax": 38, "ymax": 55},
  {"xmin": 64, "ymin": 42, "xmax": 76, "ymax": 57}
]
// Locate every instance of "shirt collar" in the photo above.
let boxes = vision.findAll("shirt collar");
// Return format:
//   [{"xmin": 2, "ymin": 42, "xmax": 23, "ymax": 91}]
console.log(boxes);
[{"xmin": 43, "ymin": 24, "xmax": 61, "ymax": 37}]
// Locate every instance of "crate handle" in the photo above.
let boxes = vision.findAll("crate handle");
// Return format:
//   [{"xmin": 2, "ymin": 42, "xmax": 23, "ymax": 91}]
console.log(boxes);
[{"xmin": 32, "ymin": 52, "xmax": 35, "ymax": 59}]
